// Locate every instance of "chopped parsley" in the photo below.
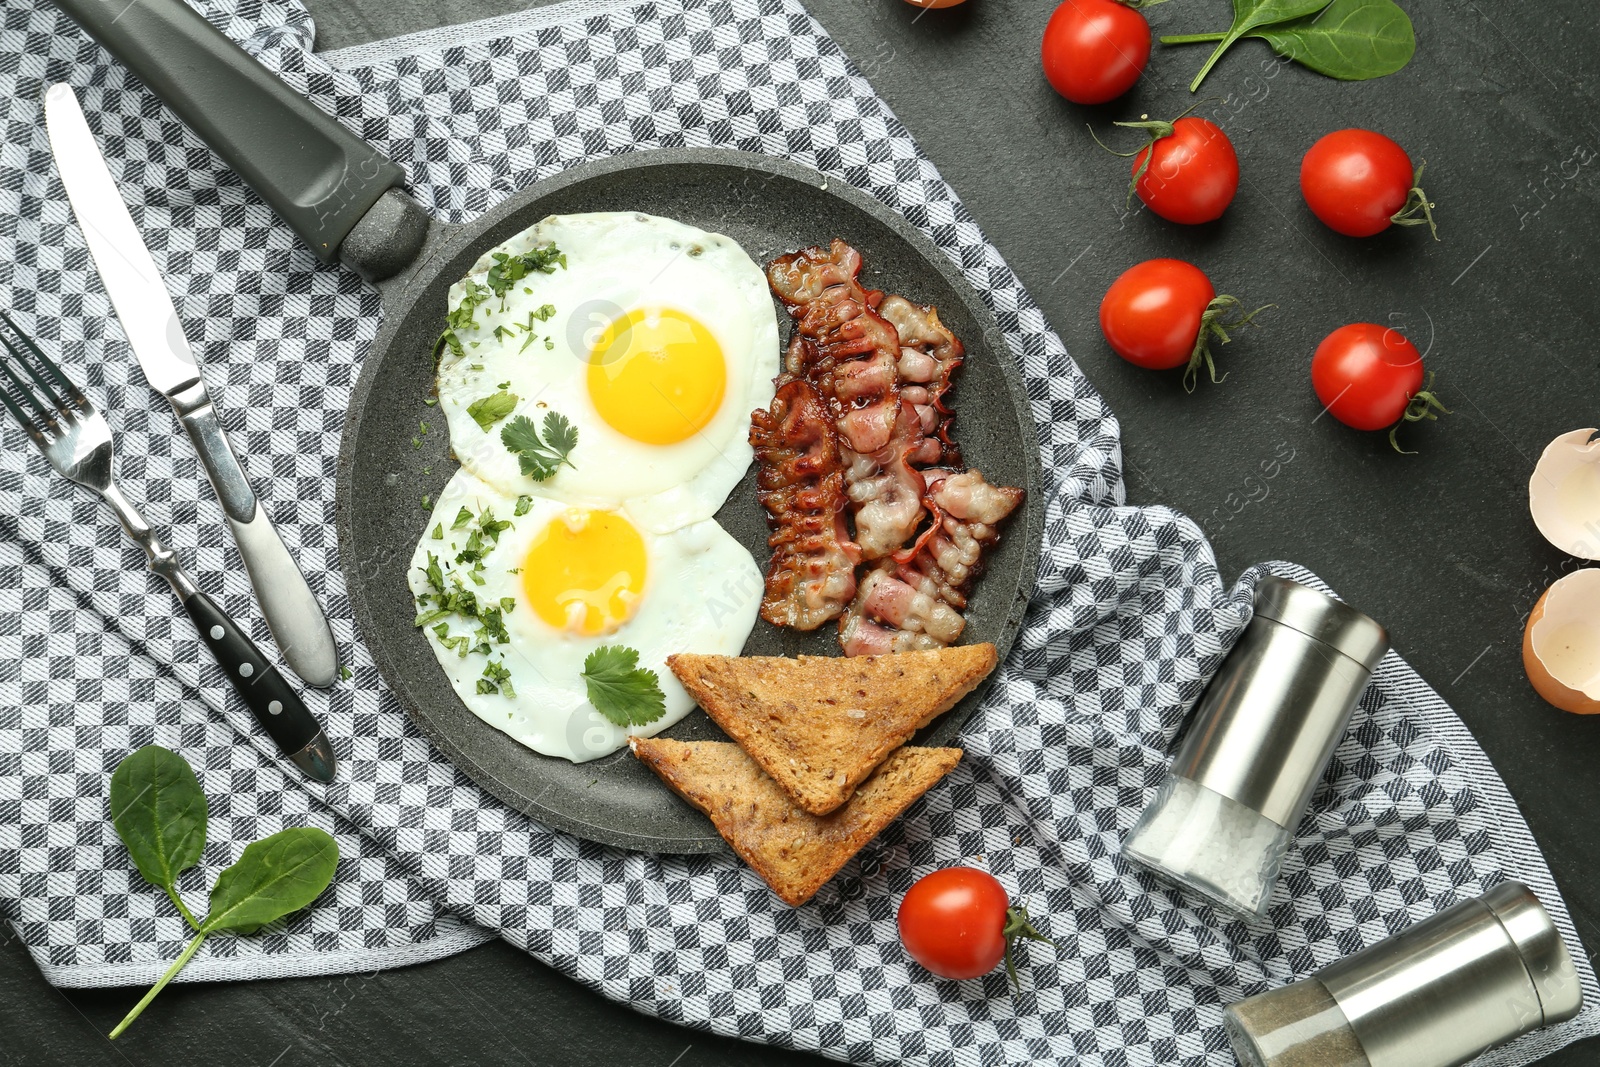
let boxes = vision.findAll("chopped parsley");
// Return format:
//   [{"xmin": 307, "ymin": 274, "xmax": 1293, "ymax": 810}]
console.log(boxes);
[
  {"xmin": 514, "ymin": 495, "xmax": 533, "ymax": 516},
  {"xmin": 434, "ymin": 277, "xmax": 491, "ymax": 362},
  {"xmin": 451, "ymin": 507, "xmax": 473, "ymax": 530},
  {"xmin": 466, "ymin": 390, "xmax": 518, "ymax": 432},
  {"xmin": 478, "ymin": 659, "xmax": 515, "ymax": 697},
  {"xmin": 501, "ymin": 411, "xmax": 577, "ymax": 482},
  {"xmin": 486, "ymin": 246, "xmax": 566, "ymax": 310},
  {"xmin": 431, "ymin": 523, "xmax": 443, "ymax": 540},
  {"xmin": 581, "ymin": 645, "xmax": 666, "ymax": 727}
]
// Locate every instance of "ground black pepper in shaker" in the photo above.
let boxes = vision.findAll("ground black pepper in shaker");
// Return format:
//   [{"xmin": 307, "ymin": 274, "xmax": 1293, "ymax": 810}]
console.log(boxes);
[{"xmin": 1223, "ymin": 881, "xmax": 1583, "ymax": 1067}]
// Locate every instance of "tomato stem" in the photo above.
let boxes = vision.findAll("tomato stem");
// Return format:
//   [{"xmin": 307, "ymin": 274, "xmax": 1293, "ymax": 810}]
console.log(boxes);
[
  {"xmin": 1090, "ymin": 102, "xmax": 1213, "ymax": 210},
  {"xmin": 1388, "ymin": 372, "xmax": 1450, "ymax": 453},
  {"xmin": 1184, "ymin": 295, "xmax": 1275, "ymax": 393},
  {"xmin": 1000, "ymin": 904, "xmax": 1055, "ymax": 992},
  {"xmin": 1389, "ymin": 160, "xmax": 1439, "ymax": 241}
]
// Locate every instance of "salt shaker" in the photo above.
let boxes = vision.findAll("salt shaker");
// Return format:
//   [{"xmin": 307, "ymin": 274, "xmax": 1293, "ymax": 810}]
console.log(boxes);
[
  {"xmin": 1224, "ymin": 880, "xmax": 1584, "ymax": 1067},
  {"xmin": 1121, "ymin": 576, "xmax": 1389, "ymax": 919}
]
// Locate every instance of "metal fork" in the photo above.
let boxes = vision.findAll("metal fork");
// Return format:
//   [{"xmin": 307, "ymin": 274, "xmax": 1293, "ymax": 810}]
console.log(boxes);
[{"xmin": 0, "ymin": 309, "xmax": 334, "ymax": 782}]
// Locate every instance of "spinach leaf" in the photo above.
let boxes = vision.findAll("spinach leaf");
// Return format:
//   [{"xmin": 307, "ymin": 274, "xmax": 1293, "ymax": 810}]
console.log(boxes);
[
  {"xmin": 106, "ymin": 746, "xmax": 341, "ymax": 1040},
  {"xmin": 1250, "ymin": 0, "xmax": 1415, "ymax": 79},
  {"xmin": 108, "ymin": 746, "xmax": 207, "ymax": 930},
  {"xmin": 1162, "ymin": 0, "xmax": 1415, "ymax": 87},
  {"xmin": 1172, "ymin": 0, "xmax": 1336, "ymax": 90},
  {"xmin": 203, "ymin": 827, "xmax": 340, "ymax": 935}
]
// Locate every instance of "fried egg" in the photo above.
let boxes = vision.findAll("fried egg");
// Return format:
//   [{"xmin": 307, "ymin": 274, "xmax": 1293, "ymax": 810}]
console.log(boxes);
[
  {"xmin": 435, "ymin": 212, "xmax": 779, "ymax": 533},
  {"xmin": 409, "ymin": 469, "xmax": 763, "ymax": 763}
]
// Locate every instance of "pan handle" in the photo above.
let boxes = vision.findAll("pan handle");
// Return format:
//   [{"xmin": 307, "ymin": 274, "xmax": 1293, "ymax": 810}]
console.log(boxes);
[{"xmin": 49, "ymin": 0, "xmax": 420, "ymax": 274}]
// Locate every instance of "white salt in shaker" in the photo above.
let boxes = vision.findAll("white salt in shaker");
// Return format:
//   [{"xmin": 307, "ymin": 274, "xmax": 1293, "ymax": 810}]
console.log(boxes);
[
  {"xmin": 1224, "ymin": 880, "xmax": 1583, "ymax": 1067},
  {"xmin": 1122, "ymin": 576, "xmax": 1389, "ymax": 919}
]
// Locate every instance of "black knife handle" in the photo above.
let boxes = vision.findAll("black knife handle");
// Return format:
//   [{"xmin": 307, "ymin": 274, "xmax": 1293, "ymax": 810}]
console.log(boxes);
[
  {"xmin": 183, "ymin": 589, "xmax": 320, "ymax": 757},
  {"xmin": 47, "ymin": 0, "xmax": 405, "ymax": 264}
]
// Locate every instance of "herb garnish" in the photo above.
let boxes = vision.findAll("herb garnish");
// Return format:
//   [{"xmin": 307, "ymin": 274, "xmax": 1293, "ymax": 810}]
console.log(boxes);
[
  {"xmin": 581, "ymin": 645, "xmax": 666, "ymax": 727},
  {"xmin": 1162, "ymin": 0, "xmax": 1415, "ymax": 90},
  {"xmin": 501, "ymin": 411, "xmax": 578, "ymax": 481},
  {"xmin": 107, "ymin": 747, "xmax": 338, "ymax": 1039},
  {"xmin": 467, "ymin": 390, "xmax": 519, "ymax": 431},
  {"xmin": 486, "ymin": 246, "xmax": 566, "ymax": 310},
  {"xmin": 479, "ymin": 659, "xmax": 516, "ymax": 697}
]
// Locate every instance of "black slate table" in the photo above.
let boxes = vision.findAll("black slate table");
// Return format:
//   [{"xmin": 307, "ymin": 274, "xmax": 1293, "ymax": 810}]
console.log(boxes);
[{"xmin": 5, "ymin": 1, "xmax": 1600, "ymax": 1064}]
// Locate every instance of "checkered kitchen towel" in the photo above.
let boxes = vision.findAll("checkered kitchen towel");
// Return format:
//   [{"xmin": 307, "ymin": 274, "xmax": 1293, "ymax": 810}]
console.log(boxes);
[{"xmin": 2, "ymin": 0, "xmax": 1598, "ymax": 1063}]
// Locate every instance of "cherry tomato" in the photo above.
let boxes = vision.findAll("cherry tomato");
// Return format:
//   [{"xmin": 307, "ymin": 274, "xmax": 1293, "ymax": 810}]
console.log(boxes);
[
  {"xmin": 1099, "ymin": 258, "xmax": 1215, "ymax": 370},
  {"xmin": 1311, "ymin": 323, "xmax": 1424, "ymax": 429},
  {"xmin": 1041, "ymin": 0, "xmax": 1150, "ymax": 106},
  {"xmin": 898, "ymin": 867, "xmax": 1050, "ymax": 984},
  {"xmin": 1099, "ymin": 259, "xmax": 1269, "ymax": 388},
  {"xmin": 1132, "ymin": 117, "xmax": 1238, "ymax": 224},
  {"xmin": 1301, "ymin": 129, "xmax": 1432, "ymax": 238}
]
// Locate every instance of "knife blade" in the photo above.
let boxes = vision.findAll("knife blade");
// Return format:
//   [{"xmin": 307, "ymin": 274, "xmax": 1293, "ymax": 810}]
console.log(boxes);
[{"xmin": 44, "ymin": 82, "xmax": 341, "ymax": 687}]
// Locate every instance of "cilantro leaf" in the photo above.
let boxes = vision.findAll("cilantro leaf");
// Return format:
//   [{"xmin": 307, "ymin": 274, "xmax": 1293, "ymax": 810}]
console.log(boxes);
[
  {"xmin": 466, "ymin": 390, "xmax": 518, "ymax": 432},
  {"xmin": 581, "ymin": 645, "xmax": 665, "ymax": 727},
  {"xmin": 500, "ymin": 411, "xmax": 578, "ymax": 481},
  {"xmin": 451, "ymin": 507, "xmax": 473, "ymax": 530},
  {"xmin": 514, "ymin": 494, "xmax": 532, "ymax": 516}
]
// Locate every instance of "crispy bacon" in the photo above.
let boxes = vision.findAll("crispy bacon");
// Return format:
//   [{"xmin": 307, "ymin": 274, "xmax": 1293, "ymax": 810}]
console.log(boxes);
[
  {"xmin": 767, "ymin": 241, "xmax": 928, "ymax": 557},
  {"xmin": 838, "ymin": 470, "xmax": 1024, "ymax": 656},
  {"xmin": 878, "ymin": 295, "xmax": 965, "ymax": 468},
  {"xmin": 749, "ymin": 378, "xmax": 860, "ymax": 630}
]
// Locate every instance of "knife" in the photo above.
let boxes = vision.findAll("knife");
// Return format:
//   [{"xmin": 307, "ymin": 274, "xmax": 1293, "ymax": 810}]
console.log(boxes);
[{"xmin": 44, "ymin": 82, "xmax": 341, "ymax": 688}]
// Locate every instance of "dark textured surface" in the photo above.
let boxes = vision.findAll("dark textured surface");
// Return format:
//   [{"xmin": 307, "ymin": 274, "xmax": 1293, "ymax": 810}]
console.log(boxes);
[
  {"xmin": 5, "ymin": 0, "xmax": 1599, "ymax": 1064},
  {"xmin": 339, "ymin": 150, "xmax": 1039, "ymax": 853}
]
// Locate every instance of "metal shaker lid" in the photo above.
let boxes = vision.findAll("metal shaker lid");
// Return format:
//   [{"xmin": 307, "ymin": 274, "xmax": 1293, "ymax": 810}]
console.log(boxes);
[
  {"xmin": 1482, "ymin": 880, "xmax": 1585, "ymax": 1026},
  {"xmin": 1169, "ymin": 577, "xmax": 1390, "ymax": 829},
  {"xmin": 1252, "ymin": 576, "xmax": 1390, "ymax": 671}
]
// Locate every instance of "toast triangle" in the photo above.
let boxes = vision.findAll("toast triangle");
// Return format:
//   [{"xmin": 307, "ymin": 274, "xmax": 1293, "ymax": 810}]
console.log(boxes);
[
  {"xmin": 667, "ymin": 644, "xmax": 995, "ymax": 815},
  {"xmin": 630, "ymin": 738, "xmax": 960, "ymax": 906}
]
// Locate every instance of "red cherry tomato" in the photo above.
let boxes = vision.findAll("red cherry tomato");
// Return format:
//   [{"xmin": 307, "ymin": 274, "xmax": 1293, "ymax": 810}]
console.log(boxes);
[
  {"xmin": 898, "ymin": 867, "xmax": 1050, "ymax": 984},
  {"xmin": 1099, "ymin": 259, "xmax": 1215, "ymax": 370},
  {"xmin": 1301, "ymin": 129, "xmax": 1431, "ymax": 237},
  {"xmin": 1041, "ymin": 0, "xmax": 1150, "ymax": 106},
  {"xmin": 1311, "ymin": 323, "xmax": 1424, "ymax": 429},
  {"xmin": 1132, "ymin": 117, "xmax": 1239, "ymax": 224}
]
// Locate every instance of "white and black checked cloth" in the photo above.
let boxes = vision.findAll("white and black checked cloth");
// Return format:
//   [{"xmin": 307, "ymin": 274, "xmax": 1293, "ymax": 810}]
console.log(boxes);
[{"xmin": 2, "ymin": 0, "xmax": 1597, "ymax": 1063}]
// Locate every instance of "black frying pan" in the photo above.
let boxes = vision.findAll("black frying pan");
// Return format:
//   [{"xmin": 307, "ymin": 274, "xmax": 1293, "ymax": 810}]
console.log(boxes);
[{"xmin": 53, "ymin": 0, "xmax": 1043, "ymax": 852}]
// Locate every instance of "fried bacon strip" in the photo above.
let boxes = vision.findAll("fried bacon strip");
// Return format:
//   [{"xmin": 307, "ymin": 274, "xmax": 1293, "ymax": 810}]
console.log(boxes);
[
  {"xmin": 768, "ymin": 241, "xmax": 928, "ymax": 559},
  {"xmin": 878, "ymin": 295, "xmax": 965, "ymax": 469},
  {"xmin": 838, "ymin": 470, "xmax": 1025, "ymax": 656},
  {"xmin": 749, "ymin": 378, "xmax": 860, "ymax": 630}
]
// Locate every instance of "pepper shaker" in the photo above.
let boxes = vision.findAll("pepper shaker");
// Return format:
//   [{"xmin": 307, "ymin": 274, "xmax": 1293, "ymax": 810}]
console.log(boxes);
[
  {"xmin": 1122, "ymin": 576, "xmax": 1389, "ymax": 918},
  {"xmin": 1224, "ymin": 880, "xmax": 1583, "ymax": 1067}
]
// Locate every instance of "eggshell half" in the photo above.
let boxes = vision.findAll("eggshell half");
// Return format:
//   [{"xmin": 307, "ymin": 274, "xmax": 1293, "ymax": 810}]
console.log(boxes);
[
  {"xmin": 1523, "ymin": 568, "xmax": 1600, "ymax": 715},
  {"xmin": 1529, "ymin": 428, "xmax": 1600, "ymax": 559}
]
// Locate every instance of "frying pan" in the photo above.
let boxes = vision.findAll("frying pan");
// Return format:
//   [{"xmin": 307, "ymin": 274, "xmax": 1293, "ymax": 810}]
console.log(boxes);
[{"xmin": 51, "ymin": 0, "xmax": 1043, "ymax": 852}]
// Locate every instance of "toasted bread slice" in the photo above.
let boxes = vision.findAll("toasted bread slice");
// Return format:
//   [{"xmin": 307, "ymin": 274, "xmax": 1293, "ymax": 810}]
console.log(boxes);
[
  {"xmin": 667, "ymin": 644, "xmax": 995, "ymax": 815},
  {"xmin": 631, "ymin": 738, "xmax": 960, "ymax": 906}
]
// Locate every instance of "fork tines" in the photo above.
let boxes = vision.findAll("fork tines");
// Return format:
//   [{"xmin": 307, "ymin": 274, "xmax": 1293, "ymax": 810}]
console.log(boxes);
[{"xmin": 0, "ymin": 307, "xmax": 93, "ymax": 440}]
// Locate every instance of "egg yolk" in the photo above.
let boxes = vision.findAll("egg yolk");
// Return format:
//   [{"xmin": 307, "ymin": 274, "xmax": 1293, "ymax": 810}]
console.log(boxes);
[
  {"xmin": 587, "ymin": 307, "xmax": 726, "ymax": 445},
  {"xmin": 521, "ymin": 509, "xmax": 647, "ymax": 636}
]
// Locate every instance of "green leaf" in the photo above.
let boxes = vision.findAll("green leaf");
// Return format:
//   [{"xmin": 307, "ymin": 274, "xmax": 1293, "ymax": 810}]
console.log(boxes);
[
  {"xmin": 500, "ymin": 411, "xmax": 578, "ymax": 481},
  {"xmin": 1249, "ymin": 0, "xmax": 1414, "ymax": 79},
  {"xmin": 202, "ymin": 827, "xmax": 339, "ymax": 936},
  {"xmin": 1175, "ymin": 0, "xmax": 1331, "ymax": 89},
  {"xmin": 466, "ymin": 390, "xmax": 518, "ymax": 431},
  {"xmin": 109, "ymin": 746, "xmax": 207, "ymax": 930},
  {"xmin": 514, "ymin": 494, "xmax": 532, "ymax": 516},
  {"xmin": 581, "ymin": 645, "xmax": 666, "ymax": 727}
]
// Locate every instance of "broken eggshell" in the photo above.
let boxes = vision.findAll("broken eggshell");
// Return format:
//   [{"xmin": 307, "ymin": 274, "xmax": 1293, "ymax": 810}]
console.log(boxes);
[
  {"xmin": 1523, "ymin": 569, "xmax": 1600, "ymax": 715},
  {"xmin": 1529, "ymin": 428, "xmax": 1600, "ymax": 558}
]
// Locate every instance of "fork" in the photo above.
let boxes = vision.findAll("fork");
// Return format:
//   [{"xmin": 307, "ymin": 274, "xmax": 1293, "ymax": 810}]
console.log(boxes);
[{"xmin": 0, "ymin": 309, "xmax": 335, "ymax": 782}]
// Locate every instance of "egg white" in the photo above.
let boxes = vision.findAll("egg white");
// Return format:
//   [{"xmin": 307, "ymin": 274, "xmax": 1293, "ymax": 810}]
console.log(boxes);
[
  {"xmin": 408, "ymin": 468, "xmax": 763, "ymax": 763},
  {"xmin": 435, "ymin": 212, "xmax": 779, "ymax": 534}
]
